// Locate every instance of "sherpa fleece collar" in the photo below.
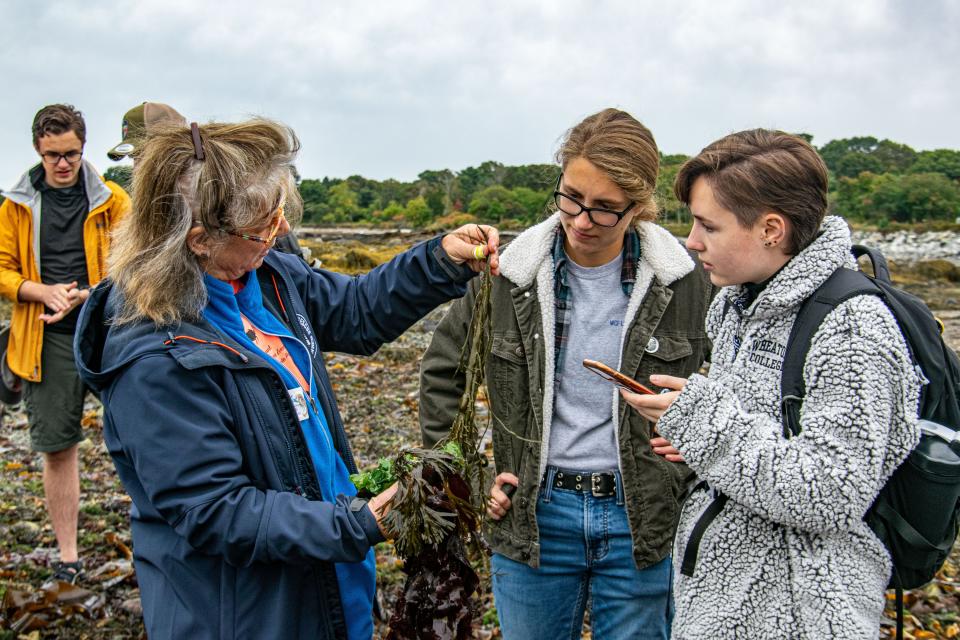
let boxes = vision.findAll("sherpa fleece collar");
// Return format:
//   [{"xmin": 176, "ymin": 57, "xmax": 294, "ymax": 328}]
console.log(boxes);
[{"xmin": 499, "ymin": 212, "xmax": 694, "ymax": 288}]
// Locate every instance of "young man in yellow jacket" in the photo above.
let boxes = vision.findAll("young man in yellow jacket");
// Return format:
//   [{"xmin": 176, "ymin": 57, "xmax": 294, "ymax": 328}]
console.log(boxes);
[{"xmin": 0, "ymin": 104, "xmax": 130, "ymax": 583}]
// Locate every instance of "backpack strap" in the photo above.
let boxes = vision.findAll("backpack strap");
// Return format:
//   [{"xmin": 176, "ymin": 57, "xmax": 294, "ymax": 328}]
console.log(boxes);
[
  {"xmin": 679, "ymin": 486, "xmax": 727, "ymax": 577},
  {"xmin": 851, "ymin": 244, "xmax": 892, "ymax": 283},
  {"xmin": 780, "ymin": 268, "xmax": 881, "ymax": 437},
  {"xmin": 681, "ymin": 266, "xmax": 882, "ymax": 578}
]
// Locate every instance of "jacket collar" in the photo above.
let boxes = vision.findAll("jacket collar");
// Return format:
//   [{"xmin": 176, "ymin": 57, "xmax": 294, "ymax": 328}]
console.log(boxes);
[
  {"xmin": 718, "ymin": 216, "xmax": 856, "ymax": 320},
  {"xmin": 3, "ymin": 159, "xmax": 113, "ymax": 211},
  {"xmin": 499, "ymin": 212, "xmax": 694, "ymax": 288}
]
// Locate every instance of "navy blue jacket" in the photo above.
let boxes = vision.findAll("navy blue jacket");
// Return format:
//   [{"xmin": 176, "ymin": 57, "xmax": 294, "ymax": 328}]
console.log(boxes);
[{"xmin": 75, "ymin": 240, "xmax": 474, "ymax": 639}]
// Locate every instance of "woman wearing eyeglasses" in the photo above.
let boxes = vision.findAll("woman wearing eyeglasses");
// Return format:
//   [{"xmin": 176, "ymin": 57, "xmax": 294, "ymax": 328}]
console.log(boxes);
[
  {"xmin": 419, "ymin": 108, "xmax": 713, "ymax": 639},
  {"xmin": 73, "ymin": 119, "xmax": 499, "ymax": 640}
]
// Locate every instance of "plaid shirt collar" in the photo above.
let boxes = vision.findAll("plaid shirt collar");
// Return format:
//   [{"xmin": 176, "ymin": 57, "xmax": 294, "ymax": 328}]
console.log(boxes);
[
  {"xmin": 552, "ymin": 226, "xmax": 640, "ymax": 297},
  {"xmin": 552, "ymin": 226, "xmax": 640, "ymax": 375}
]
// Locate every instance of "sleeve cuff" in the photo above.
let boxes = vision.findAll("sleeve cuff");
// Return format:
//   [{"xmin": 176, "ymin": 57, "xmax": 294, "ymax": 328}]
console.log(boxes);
[
  {"xmin": 428, "ymin": 236, "xmax": 476, "ymax": 283},
  {"xmin": 350, "ymin": 497, "xmax": 387, "ymax": 545}
]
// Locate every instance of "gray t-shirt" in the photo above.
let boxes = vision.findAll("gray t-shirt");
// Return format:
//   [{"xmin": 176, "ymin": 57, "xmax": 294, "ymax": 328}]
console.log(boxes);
[{"xmin": 547, "ymin": 253, "xmax": 628, "ymax": 471}]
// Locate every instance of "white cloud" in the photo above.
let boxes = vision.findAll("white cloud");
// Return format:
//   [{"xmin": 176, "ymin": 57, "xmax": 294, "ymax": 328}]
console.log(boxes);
[{"xmin": 0, "ymin": 0, "xmax": 957, "ymax": 187}]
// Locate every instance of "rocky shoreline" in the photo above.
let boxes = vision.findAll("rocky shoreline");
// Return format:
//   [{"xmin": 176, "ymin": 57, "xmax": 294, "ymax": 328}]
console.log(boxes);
[{"xmin": 300, "ymin": 226, "xmax": 960, "ymax": 265}]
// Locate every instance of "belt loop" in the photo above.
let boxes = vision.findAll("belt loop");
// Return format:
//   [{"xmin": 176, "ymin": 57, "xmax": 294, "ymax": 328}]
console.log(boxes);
[
  {"xmin": 541, "ymin": 465, "xmax": 556, "ymax": 503},
  {"xmin": 614, "ymin": 470, "xmax": 625, "ymax": 506}
]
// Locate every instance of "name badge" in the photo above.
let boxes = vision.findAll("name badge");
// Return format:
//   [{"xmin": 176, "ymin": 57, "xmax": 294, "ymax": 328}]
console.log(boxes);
[{"xmin": 288, "ymin": 387, "xmax": 310, "ymax": 421}]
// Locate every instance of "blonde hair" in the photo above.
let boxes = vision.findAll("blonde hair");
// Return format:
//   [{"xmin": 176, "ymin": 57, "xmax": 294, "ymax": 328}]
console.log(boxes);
[
  {"xmin": 556, "ymin": 108, "xmax": 660, "ymax": 223},
  {"xmin": 108, "ymin": 118, "xmax": 303, "ymax": 325}
]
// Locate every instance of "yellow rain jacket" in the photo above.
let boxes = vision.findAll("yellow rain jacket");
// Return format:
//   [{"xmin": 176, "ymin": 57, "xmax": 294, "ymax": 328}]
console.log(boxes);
[{"xmin": 0, "ymin": 162, "xmax": 129, "ymax": 381}]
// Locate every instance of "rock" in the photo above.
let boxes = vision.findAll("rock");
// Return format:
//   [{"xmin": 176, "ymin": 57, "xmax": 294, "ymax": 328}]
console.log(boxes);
[
  {"xmin": 10, "ymin": 520, "xmax": 41, "ymax": 543},
  {"xmin": 120, "ymin": 594, "xmax": 143, "ymax": 616}
]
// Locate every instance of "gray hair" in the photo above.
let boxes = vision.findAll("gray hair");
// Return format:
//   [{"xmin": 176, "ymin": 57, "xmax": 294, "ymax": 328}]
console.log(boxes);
[{"xmin": 108, "ymin": 118, "xmax": 302, "ymax": 325}]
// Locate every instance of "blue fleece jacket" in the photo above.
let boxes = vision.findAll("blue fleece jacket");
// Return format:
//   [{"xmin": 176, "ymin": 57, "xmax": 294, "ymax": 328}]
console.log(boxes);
[{"xmin": 203, "ymin": 272, "xmax": 375, "ymax": 640}]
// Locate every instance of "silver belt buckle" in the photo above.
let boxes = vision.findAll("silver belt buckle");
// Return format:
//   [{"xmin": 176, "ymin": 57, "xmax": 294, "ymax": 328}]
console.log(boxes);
[{"xmin": 591, "ymin": 473, "xmax": 612, "ymax": 497}]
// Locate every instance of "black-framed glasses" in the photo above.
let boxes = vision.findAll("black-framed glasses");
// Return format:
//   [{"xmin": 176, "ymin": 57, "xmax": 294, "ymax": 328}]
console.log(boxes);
[
  {"xmin": 553, "ymin": 173, "xmax": 634, "ymax": 228},
  {"xmin": 221, "ymin": 205, "xmax": 286, "ymax": 246},
  {"xmin": 40, "ymin": 150, "xmax": 83, "ymax": 165}
]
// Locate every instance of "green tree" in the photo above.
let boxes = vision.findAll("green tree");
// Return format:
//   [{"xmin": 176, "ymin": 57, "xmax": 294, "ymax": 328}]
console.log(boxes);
[
  {"xmin": 871, "ymin": 173, "xmax": 960, "ymax": 223},
  {"xmin": 819, "ymin": 136, "xmax": 880, "ymax": 171},
  {"xmin": 103, "ymin": 165, "xmax": 132, "ymax": 191},
  {"xmin": 467, "ymin": 185, "xmax": 526, "ymax": 224},
  {"xmin": 403, "ymin": 196, "xmax": 432, "ymax": 227},
  {"xmin": 458, "ymin": 161, "xmax": 506, "ymax": 205},
  {"xmin": 512, "ymin": 187, "xmax": 551, "ymax": 224},
  {"xmin": 910, "ymin": 149, "xmax": 960, "ymax": 181},
  {"xmin": 327, "ymin": 181, "xmax": 360, "ymax": 222},
  {"xmin": 832, "ymin": 172, "xmax": 888, "ymax": 220},
  {"xmin": 503, "ymin": 164, "xmax": 558, "ymax": 191},
  {"xmin": 656, "ymin": 163, "xmax": 688, "ymax": 224},
  {"xmin": 819, "ymin": 137, "xmax": 916, "ymax": 177},
  {"xmin": 375, "ymin": 200, "xmax": 406, "ymax": 223},
  {"xmin": 833, "ymin": 152, "xmax": 885, "ymax": 179},
  {"xmin": 872, "ymin": 140, "xmax": 917, "ymax": 173}
]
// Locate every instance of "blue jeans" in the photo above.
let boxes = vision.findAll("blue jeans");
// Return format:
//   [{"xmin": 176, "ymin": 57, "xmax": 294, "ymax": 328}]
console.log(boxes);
[{"xmin": 491, "ymin": 470, "xmax": 673, "ymax": 640}]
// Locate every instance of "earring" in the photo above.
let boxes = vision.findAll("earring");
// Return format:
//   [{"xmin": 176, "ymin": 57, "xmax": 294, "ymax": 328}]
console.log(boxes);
[{"xmin": 764, "ymin": 240, "xmax": 775, "ymax": 247}]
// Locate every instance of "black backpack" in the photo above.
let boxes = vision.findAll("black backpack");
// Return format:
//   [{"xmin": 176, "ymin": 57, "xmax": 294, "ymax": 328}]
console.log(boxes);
[{"xmin": 681, "ymin": 245, "xmax": 960, "ymax": 639}]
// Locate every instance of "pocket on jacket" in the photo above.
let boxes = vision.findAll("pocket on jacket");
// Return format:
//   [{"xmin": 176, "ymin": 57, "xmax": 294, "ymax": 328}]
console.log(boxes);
[
  {"xmin": 641, "ymin": 336, "xmax": 697, "ymax": 380},
  {"xmin": 644, "ymin": 336, "xmax": 693, "ymax": 362},
  {"xmin": 489, "ymin": 333, "xmax": 527, "ymax": 407}
]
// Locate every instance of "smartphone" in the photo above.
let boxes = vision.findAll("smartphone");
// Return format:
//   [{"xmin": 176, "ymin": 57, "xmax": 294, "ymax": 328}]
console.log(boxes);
[{"xmin": 582, "ymin": 359, "xmax": 655, "ymax": 395}]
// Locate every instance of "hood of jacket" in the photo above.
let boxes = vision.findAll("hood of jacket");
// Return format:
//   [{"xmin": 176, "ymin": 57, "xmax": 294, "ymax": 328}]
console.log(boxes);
[
  {"xmin": 711, "ymin": 216, "xmax": 856, "ymax": 330},
  {"xmin": 3, "ymin": 159, "xmax": 115, "ymax": 212},
  {"xmin": 75, "ymin": 278, "xmax": 249, "ymax": 397}
]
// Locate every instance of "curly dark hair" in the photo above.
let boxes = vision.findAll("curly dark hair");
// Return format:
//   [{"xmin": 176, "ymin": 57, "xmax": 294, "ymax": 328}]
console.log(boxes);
[{"xmin": 32, "ymin": 104, "xmax": 86, "ymax": 149}]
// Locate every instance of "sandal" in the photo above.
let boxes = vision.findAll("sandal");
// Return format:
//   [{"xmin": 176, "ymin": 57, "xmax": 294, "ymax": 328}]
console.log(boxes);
[{"xmin": 51, "ymin": 560, "xmax": 83, "ymax": 584}]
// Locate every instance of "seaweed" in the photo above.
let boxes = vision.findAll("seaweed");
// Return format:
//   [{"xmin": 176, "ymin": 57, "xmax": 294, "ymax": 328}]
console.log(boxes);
[{"xmin": 351, "ymin": 259, "xmax": 494, "ymax": 639}]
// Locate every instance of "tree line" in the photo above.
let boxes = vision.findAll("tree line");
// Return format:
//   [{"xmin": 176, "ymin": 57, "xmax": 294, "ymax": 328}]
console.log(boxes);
[{"xmin": 103, "ymin": 136, "xmax": 960, "ymax": 229}]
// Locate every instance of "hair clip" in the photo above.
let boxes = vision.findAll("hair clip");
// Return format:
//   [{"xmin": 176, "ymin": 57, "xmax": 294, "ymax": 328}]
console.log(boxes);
[{"xmin": 190, "ymin": 122, "xmax": 205, "ymax": 161}]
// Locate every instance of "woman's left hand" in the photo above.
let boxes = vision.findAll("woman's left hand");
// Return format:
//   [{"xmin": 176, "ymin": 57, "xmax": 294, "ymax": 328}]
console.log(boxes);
[
  {"xmin": 621, "ymin": 374, "xmax": 688, "ymax": 423},
  {"xmin": 441, "ymin": 224, "xmax": 501, "ymax": 276}
]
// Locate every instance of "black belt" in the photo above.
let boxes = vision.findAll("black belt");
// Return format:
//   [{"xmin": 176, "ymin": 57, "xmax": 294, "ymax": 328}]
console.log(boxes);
[{"xmin": 548, "ymin": 468, "xmax": 617, "ymax": 498}]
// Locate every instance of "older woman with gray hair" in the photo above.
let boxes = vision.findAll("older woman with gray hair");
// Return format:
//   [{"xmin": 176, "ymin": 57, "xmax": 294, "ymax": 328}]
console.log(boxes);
[{"xmin": 74, "ymin": 118, "xmax": 499, "ymax": 640}]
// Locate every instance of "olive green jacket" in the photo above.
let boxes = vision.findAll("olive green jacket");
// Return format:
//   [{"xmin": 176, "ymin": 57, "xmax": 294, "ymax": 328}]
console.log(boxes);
[{"xmin": 420, "ymin": 214, "xmax": 714, "ymax": 569}]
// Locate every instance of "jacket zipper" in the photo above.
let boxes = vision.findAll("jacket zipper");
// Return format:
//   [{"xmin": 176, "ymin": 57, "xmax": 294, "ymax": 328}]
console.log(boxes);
[{"xmin": 271, "ymin": 267, "xmax": 359, "ymax": 473}]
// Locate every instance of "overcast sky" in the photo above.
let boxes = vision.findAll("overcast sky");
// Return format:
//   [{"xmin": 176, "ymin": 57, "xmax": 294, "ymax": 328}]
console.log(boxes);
[{"xmin": 1, "ymin": 0, "xmax": 957, "ymax": 188}]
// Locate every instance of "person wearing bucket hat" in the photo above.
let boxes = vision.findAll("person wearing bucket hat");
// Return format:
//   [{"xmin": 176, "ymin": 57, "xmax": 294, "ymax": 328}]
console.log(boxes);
[
  {"xmin": 0, "ymin": 104, "xmax": 130, "ymax": 585},
  {"xmin": 107, "ymin": 102, "xmax": 186, "ymax": 161},
  {"xmin": 108, "ymin": 102, "xmax": 312, "ymax": 263}
]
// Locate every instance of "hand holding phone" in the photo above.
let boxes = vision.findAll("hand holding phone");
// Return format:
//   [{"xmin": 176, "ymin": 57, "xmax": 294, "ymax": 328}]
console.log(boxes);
[{"xmin": 582, "ymin": 359, "xmax": 655, "ymax": 395}]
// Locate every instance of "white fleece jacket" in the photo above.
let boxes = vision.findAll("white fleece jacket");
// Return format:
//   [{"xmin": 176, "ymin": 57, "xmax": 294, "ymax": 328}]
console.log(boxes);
[{"xmin": 658, "ymin": 216, "xmax": 920, "ymax": 640}]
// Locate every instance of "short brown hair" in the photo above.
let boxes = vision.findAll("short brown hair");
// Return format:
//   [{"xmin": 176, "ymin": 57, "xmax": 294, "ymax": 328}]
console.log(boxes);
[
  {"xmin": 557, "ymin": 108, "xmax": 660, "ymax": 223},
  {"xmin": 674, "ymin": 129, "xmax": 828, "ymax": 254},
  {"xmin": 32, "ymin": 104, "xmax": 86, "ymax": 148}
]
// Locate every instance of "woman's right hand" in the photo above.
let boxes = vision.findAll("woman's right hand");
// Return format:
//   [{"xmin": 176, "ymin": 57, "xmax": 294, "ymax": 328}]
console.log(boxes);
[
  {"xmin": 367, "ymin": 482, "xmax": 399, "ymax": 537},
  {"xmin": 487, "ymin": 472, "xmax": 519, "ymax": 520}
]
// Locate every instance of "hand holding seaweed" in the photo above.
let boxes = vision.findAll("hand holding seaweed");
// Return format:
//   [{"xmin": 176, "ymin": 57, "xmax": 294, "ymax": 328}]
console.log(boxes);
[{"xmin": 351, "ymin": 258, "xmax": 495, "ymax": 639}]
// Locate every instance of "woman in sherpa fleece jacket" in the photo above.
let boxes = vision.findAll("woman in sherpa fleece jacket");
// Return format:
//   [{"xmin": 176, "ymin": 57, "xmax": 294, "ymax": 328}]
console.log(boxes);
[{"xmin": 623, "ymin": 129, "xmax": 920, "ymax": 640}]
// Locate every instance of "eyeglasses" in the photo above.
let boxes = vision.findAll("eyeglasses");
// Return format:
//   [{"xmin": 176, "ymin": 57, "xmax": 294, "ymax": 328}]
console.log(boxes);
[
  {"xmin": 553, "ymin": 174, "xmax": 634, "ymax": 228},
  {"xmin": 221, "ymin": 204, "xmax": 286, "ymax": 246},
  {"xmin": 40, "ymin": 150, "xmax": 83, "ymax": 165}
]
